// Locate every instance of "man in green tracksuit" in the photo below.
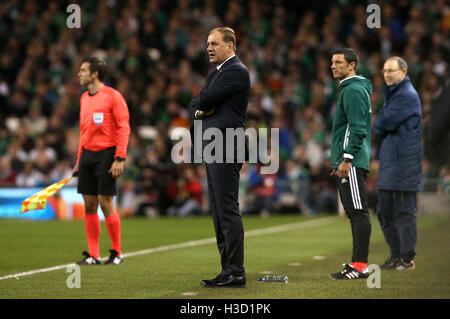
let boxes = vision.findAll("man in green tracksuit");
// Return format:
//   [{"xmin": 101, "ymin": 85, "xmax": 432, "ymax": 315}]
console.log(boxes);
[{"xmin": 329, "ymin": 48, "xmax": 373, "ymax": 280}]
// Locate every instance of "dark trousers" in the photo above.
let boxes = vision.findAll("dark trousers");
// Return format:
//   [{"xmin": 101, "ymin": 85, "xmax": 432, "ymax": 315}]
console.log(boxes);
[
  {"xmin": 205, "ymin": 161, "xmax": 245, "ymax": 277},
  {"xmin": 376, "ymin": 190, "xmax": 417, "ymax": 261},
  {"xmin": 336, "ymin": 167, "xmax": 372, "ymax": 263}
]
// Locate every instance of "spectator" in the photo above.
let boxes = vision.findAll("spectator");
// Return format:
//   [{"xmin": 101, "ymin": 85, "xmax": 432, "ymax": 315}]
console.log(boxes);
[
  {"xmin": 309, "ymin": 159, "xmax": 337, "ymax": 214},
  {"xmin": 28, "ymin": 136, "xmax": 57, "ymax": 166},
  {"xmin": 134, "ymin": 165, "xmax": 161, "ymax": 217},
  {"xmin": 246, "ymin": 163, "xmax": 277, "ymax": 217},
  {"xmin": 0, "ymin": 156, "xmax": 16, "ymax": 186},
  {"xmin": 167, "ymin": 166, "xmax": 203, "ymax": 217},
  {"xmin": 0, "ymin": 116, "xmax": 10, "ymax": 156},
  {"xmin": 27, "ymin": 89, "xmax": 52, "ymax": 121},
  {"xmin": 15, "ymin": 161, "xmax": 42, "ymax": 187},
  {"xmin": 50, "ymin": 158, "xmax": 75, "ymax": 185},
  {"xmin": 45, "ymin": 113, "xmax": 67, "ymax": 159},
  {"xmin": 0, "ymin": 1, "xmax": 447, "ymax": 218},
  {"xmin": 437, "ymin": 164, "xmax": 450, "ymax": 195},
  {"xmin": 5, "ymin": 140, "xmax": 27, "ymax": 173}
]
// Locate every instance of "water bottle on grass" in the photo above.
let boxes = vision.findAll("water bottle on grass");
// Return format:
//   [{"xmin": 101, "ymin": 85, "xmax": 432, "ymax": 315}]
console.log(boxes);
[{"xmin": 258, "ymin": 275, "xmax": 288, "ymax": 283}]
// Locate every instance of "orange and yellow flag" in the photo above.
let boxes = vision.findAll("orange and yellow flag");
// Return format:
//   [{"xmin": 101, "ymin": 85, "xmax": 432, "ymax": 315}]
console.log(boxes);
[{"xmin": 20, "ymin": 177, "xmax": 72, "ymax": 213}]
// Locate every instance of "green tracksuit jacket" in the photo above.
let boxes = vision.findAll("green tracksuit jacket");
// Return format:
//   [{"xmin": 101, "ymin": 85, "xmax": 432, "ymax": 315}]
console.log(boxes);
[{"xmin": 330, "ymin": 75, "xmax": 373, "ymax": 171}]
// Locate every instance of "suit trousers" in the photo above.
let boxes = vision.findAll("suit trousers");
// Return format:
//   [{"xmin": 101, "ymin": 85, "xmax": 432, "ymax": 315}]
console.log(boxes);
[
  {"xmin": 205, "ymin": 161, "xmax": 245, "ymax": 277},
  {"xmin": 376, "ymin": 190, "xmax": 417, "ymax": 261}
]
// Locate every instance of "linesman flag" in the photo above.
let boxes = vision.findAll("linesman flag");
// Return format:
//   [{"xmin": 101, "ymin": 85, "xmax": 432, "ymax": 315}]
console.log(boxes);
[{"xmin": 20, "ymin": 176, "xmax": 72, "ymax": 213}]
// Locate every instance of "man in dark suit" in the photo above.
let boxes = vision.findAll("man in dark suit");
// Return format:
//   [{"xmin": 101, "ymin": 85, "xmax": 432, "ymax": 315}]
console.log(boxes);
[{"xmin": 189, "ymin": 27, "xmax": 250, "ymax": 287}]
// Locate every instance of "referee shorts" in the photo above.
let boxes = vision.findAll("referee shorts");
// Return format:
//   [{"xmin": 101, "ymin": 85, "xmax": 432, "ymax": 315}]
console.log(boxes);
[{"xmin": 77, "ymin": 146, "xmax": 117, "ymax": 196}]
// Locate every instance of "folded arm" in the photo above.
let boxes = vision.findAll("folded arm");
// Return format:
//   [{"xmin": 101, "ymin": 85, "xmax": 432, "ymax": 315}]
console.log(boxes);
[{"xmin": 189, "ymin": 68, "xmax": 246, "ymax": 117}]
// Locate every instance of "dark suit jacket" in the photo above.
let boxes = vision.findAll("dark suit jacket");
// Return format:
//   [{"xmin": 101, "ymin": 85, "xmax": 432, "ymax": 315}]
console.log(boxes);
[{"xmin": 189, "ymin": 56, "xmax": 250, "ymax": 162}]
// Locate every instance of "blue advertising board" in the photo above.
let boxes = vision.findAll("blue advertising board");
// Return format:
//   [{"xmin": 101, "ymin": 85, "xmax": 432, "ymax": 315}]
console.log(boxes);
[{"xmin": 0, "ymin": 187, "xmax": 103, "ymax": 220}]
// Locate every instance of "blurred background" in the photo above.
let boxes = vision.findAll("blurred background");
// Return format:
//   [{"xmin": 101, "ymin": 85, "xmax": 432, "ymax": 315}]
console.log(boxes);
[{"xmin": 0, "ymin": 0, "xmax": 448, "ymax": 220}]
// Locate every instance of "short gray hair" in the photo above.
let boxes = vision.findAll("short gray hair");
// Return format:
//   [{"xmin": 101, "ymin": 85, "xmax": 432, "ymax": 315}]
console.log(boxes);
[
  {"xmin": 209, "ymin": 27, "xmax": 236, "ymax": 52},
  {"xmin": 388, "ymin": 56, "xmax": 408, "ymax": 71}
]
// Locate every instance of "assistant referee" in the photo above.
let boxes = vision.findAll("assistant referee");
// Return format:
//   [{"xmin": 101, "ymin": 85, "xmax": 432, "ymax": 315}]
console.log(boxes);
[{"xmin": 73, "ymin": 57, "xmax": 130, "ymax": 265}]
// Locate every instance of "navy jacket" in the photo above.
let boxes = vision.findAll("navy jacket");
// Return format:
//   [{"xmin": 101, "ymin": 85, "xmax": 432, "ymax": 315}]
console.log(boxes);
[
  {"xmin": 189, "ymin": 56, "xmax": 250, "ymax": 162},
  {"xmin": 190, "ymin": 56, "xmax": 250, "ymax": 130},
  {"xmin": 374, "ymin": 76, "xmax": 423, "ymax": 192}
]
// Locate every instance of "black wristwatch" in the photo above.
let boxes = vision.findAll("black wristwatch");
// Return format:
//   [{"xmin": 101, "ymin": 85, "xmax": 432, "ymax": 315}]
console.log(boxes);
[
  {"xmin": 343, "ymin": 158, "xmax": 352, "ymax": 163},
  {"xmin": 115, "ymin": 156, "xmax": 126, "ymax": 162}
]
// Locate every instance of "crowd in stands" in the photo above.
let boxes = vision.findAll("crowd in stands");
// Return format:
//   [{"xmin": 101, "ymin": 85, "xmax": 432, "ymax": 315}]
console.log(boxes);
[{"xmin": 0, "ymin": 0, "xmax": 449, "ymax": 217}]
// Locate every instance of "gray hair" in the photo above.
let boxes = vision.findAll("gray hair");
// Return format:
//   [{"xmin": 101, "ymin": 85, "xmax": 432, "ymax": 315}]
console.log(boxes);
[
  {"xmin": 388, "ymin": 56, "xmax": 408, "ymax": 71},
  {"xmin": 210, "ymin": 27, "xmax": 236, "ymax": 52}
]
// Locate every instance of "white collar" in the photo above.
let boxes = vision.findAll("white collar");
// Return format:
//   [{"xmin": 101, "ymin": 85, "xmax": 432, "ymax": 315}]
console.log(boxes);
[
  {"xmin": 216, "ymin": 55, "xmax": 235, "ymax": 70},
  {"xmin": 339, "ymin": 75, "xmax": 365, "ymax": 84}
]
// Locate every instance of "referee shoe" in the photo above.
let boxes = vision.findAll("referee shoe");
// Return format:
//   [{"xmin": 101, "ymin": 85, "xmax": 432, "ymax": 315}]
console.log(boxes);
[
  {"xmin": 104, "ymin": 249, "xmax": 123, "ymax": 265},
  {"xmin": 76, "ymin": 251, "xmax": 101, "ymax": 265},
  {"xmin": 330, "ymin": 264, "xmax": 369, "ymax": 280}
]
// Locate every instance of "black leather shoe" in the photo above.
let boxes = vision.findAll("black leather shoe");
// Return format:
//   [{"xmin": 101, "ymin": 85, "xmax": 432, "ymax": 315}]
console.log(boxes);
[
  {"xmin": 201, "ymin": 274, "xmax": 226, "ymax": 287},
  {"xmin": 202, "ymin": 275, "xmax": 246, "ymax": 288},
  {"xmin": 216, "ymin": 275, "xmax": 246, "ymax": 287}
]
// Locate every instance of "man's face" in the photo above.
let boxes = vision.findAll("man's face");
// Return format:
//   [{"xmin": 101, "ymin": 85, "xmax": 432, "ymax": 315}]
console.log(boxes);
[
  {"xmin": 207, "ymin": 31, "xmax": 232, "ymax": 65},
  {"xmin": 77, "ymin": 62, "xmax": 94, "ymax": 86},
  {"xmin": 331, "ymin": 54, "xmax": 354, "ymax": 80},
  {"xmin": 383, "ymin": 59, "xmax": 406, "ymax": 86}
]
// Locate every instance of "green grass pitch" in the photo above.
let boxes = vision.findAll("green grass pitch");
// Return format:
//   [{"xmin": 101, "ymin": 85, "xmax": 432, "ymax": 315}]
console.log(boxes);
[{"xmin": 0, "ymin": 213, "xmax": 449, "ymax": 299}]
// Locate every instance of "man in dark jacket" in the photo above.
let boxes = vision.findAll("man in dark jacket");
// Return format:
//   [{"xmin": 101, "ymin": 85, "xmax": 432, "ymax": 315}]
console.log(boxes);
[
  {"xmin": 189, "ymin": 27, "xmax": 250, "ymax": 287},
  {"xmin": 329, "ymin": 48, "xmax": 373, "ymax": 280},
  {"xmin": 374, "ymin": 56, "xmax": 422, "ymax": 271}
]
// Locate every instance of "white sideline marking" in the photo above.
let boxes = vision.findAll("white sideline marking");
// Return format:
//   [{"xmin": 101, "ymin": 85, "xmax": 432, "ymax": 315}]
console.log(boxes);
[{"xmin": 0, "ymin": 217, "xmax": 337, "ymax": 281}]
